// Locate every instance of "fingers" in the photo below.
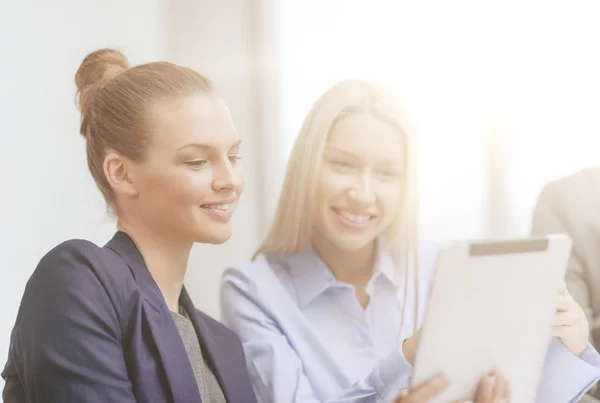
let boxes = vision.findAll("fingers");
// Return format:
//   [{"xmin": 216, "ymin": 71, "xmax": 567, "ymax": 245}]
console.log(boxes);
[
  {"xmin": 553, "ymin": 311, "xmax": 576, "ymax": 327},
  {"xmin": 475, "ymin": 374, "xmax": 495, "ymax": 402},
  {"xmin": 400, "ymin": 373, "xmax": 449, "ymax": 402},
  {"xmin": 394, "ymin": 389, "xmax": 408, "ymax": 403},
  {"xmin": 503, "ymin": 378, "xmax": 512, "ymax": 400},
  {"xmin": 493, "ymin": 371, "xmax": 511, "ymax": 400},
  {"xmin": 398, "ymin": 372, "xmax": 511, "ymax": 403},
  {"xmin": 412, "ymin": 373, "xmax": 450, "ymax": 400},
  {"xmin": 555, "ymin": 293, "xmax": 570, "ymax": 312},
  {"xmin": 559, "ymin": 281, "xmax": 567, "ymax": 294},
  {"xmin": 492, "ymin": 372, "xmax": 504, "ymax": 397},
  {"xmin": 475, "ymin": 372, "xmax": 511, "ymax": 403},
  {"xmin": 551, "ymin": 325, "xmax": 568, "ymax": 339}
]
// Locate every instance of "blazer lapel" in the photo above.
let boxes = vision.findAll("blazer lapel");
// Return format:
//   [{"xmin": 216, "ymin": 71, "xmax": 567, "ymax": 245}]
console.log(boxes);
[
  {"xmin": 105, "ymin": 232, "xmax": 203, "ymax": 403},
  {"xmin": 143, "ymin": 303, "xmax": 203, "ymax": 403},
  {"xmin": 180, "ymin": 288, "xmax": 239, "ymax": 401}
]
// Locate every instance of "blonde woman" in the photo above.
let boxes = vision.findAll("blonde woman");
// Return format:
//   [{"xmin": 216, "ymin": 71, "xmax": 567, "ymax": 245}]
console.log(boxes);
[{"xmin": 221, "ymin": 80, "xmax": 600, "ymax": 403}]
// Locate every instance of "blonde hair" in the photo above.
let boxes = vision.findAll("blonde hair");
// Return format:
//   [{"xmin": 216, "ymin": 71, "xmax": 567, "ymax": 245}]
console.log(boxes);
[
  {"xmin": 255, "ymin": 80, "xmax": 420, "ymax": 332},
  {"xmin": 74, "ymin": 48, "xmax": 215, "ymax": 210}
]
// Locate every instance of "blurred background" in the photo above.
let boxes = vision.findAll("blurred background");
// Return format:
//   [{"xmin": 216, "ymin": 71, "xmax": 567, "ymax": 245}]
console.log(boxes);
[{"xmin": 2, "ymin": 0, "xmax": 600, "ymax": 364}]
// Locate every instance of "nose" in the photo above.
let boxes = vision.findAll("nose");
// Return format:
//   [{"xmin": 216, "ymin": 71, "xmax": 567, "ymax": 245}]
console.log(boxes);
[
  {"xmin": 212, "ymin": 158, "xmax": 243, "ymax": 192},
  {"xmin": 348, "ymin": 173, "xmax": 376, "ymax": 204}
]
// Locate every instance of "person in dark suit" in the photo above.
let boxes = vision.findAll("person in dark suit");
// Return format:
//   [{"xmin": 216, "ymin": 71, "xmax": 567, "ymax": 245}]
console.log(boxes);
[{"xmin": 1, "ymin": 48, "xmax": 256, "ymax": 403}]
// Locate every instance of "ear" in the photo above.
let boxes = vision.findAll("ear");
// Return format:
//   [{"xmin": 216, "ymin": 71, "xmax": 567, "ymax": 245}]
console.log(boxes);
[{"xmin": 103, "ymin": 151, "xmax": 138, "ymax": 198}]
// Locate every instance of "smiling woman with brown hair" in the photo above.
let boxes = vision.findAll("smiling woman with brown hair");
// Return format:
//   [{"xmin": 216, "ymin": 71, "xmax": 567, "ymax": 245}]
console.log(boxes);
[{"xmin": 2, "ymin": 48, "xmax": 256, "ymax": 403}]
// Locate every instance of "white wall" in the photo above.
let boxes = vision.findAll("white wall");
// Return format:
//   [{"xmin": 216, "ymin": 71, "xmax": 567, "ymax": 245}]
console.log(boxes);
[
  {"xmin": 496, "ymin": 1, "xmax": 600, "ymax": 236},
  {"xmin": 275, "ymin": 0, "xmax": 600, "ymax": 242},
  {"xmin": 166, "ymin": 0, "xmax": 269, "ymax": 319},
  {"xmin": 0, "ymin": 0, "xmax": 167, "ymax": 364}
]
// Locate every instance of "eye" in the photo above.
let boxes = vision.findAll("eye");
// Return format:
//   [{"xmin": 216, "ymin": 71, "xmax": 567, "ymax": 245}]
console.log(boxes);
[
  {"xmin": 229, "ymin": 155, "xmax": 242, "ymax": 164},
  {"xmin": 379, "ymin": 170, "xmax": 399, "ymax": 177},
  {"xmin": 331, "ymin": 160, "xmax": 353, "ymax": 169},
  {"xmin": 186, "ymin": 160, "xmax": 208, "ymax": 168}
]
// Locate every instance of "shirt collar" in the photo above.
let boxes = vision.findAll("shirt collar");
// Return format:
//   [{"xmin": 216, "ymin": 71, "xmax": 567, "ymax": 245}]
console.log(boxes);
[
  {"xmin": 288, "ymin": 247, "xmax": 337, "ymax": 308},
  {"xmin": 372, "ymin": 239, "xmax": 400, "ymax": 288},
  {"xmin": 287, "ymin": 240, "xmax": 399, "ymax": 308}
]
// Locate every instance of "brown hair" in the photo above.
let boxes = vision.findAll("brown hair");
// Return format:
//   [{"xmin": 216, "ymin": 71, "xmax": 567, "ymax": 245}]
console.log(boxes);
[{"xmin": 74, "ymin": 48, "xmax": 215, "ymax": 210}]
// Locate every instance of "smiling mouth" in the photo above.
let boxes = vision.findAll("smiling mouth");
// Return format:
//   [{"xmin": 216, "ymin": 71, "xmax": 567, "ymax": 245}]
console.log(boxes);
[
  {"xmin": 199, "ymin": 200, "xmax": 237, "ymax": 222},
  {"xmin": 200, "ymin": 203, "xmax": 233, "ymax": 211},
  {"xmin": 332, "ymin": 207, "xmax": 375, "ymax": 224}
]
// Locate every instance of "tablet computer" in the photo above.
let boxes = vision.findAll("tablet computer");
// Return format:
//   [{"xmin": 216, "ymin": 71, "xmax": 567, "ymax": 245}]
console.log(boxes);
[{"xmin": 411, "ymin": 235, "xmax": 572, "ymax": 403}]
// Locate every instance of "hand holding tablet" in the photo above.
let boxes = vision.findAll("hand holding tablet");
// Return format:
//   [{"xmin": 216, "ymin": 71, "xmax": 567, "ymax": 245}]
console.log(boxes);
[
  {"xmin": 395, "ymin": 372, "xmax": 511, "ymax": 403},
  {"xmin": 411, "ymin": 235, "xmax": 572, "ymax": 403},
  {"xmin": 552, "ymin": 287, "xmax": 589, "ymax": 355}
]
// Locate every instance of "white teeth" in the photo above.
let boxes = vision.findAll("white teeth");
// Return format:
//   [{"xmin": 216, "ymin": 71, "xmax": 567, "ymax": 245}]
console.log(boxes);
[
  {"xmin": 202, "ymin": 204, "xmax": 231, "ymax": 211},
  {"xmin": 338, "ymin": 210, "xmax": 370, "ymax": 223}
]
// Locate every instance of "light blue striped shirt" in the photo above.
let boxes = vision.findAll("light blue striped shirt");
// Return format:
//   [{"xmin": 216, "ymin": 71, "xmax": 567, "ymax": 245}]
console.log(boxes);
[{"xmin": 220, "ymin": 241, "xmax": 600, "ymax": 402}]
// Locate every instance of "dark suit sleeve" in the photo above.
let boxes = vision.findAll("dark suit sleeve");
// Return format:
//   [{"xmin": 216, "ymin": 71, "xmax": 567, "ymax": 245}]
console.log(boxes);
[{"xmin": 2, "ymin": 241, "xmax": 136, "ymax": 402}]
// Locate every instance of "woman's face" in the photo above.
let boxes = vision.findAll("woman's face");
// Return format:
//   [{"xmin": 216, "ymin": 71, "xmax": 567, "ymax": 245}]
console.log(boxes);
[
  {"xmin": 313, "ymin": 113, "xmax": 405, "ymax": 253},
  {"xmin": 128, "ymin": 93, "xmax": 244, "ymax": 245}
]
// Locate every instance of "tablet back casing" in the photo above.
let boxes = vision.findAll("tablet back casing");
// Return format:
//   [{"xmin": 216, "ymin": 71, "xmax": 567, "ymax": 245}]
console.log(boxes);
[{"xmin": 411, "ymin": 235, "xmax": 571, "ymax": 403}]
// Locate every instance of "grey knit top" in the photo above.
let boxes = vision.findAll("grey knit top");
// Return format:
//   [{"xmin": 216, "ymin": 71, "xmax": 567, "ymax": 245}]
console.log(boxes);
[{"xmin": 170, "ymin": 308, "xmax": 227, "ymax": 403}]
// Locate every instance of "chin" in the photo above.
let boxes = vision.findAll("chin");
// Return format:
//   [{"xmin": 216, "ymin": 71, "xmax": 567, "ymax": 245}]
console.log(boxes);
[
  {"xmin": 209, "ymin": 234, "xmax": 232, "ymax": 244},
  {"xmin": 193, "ymin": 234, "xmax": 231, "ymax": 245},
  {"xmin": 320, "ymin": 221, "xmax": 376, "ymax": 252},
  {"xmin": 193, "ymin": 225, "xmax": 233, "ymax": 245},
  {"xmin": 329, "ymin": 235, "xmax": 374, "ymax": 253}
]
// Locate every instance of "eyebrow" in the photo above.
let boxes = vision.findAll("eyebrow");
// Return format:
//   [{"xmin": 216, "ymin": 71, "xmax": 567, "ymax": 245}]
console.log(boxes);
[
  {"xmin": 325, "ymin": 147, "xmax": 358, "ymax": 158},
  {"xmin": 325, "ymin": 146, "xmax": 403, "ymax": 165},
  {"xmin": 177, "ymin": 139, "xmax": 241, "ymax": 151}
]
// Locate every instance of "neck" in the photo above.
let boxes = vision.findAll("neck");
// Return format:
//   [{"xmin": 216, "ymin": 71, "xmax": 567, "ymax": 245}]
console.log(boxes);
[
  {"xmin": 117, "ymin": 218, "xmax": 192, "ymax": 312},
  {"xmin": 312, "ymin": 235, "xmax": 376, "ymax": 289}
]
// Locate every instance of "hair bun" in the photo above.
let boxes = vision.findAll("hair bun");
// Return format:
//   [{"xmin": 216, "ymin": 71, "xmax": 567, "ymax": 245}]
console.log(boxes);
[{"xmin": 75, "ymin": 49, "xmax": 129, "ymax": 138}]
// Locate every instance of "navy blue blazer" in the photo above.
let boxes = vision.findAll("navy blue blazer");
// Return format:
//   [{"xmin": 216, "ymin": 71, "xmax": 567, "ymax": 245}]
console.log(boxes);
[{"xmin": 2, "ymin": 231, "xmax": 257, "ymax": 403}]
